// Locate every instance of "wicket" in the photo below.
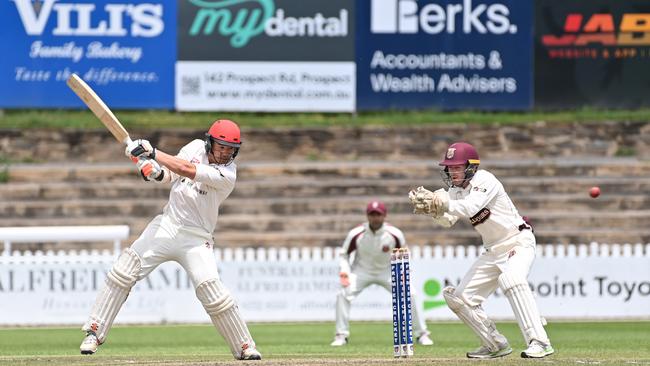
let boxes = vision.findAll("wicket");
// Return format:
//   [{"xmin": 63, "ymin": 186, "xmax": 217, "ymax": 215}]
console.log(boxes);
[{"xmin": 390, "ymin": 248, "xmax": 414, "ymax": 358}]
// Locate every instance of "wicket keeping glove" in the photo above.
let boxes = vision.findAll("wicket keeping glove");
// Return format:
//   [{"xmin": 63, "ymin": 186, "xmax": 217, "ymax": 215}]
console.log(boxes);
[
  {"xmin": 408, "ymin": 186, "xmax": 435, "ymax": 215},
  {"xmin": 126, "ymin": 139, "xmax": 156, "ymax": 159}
]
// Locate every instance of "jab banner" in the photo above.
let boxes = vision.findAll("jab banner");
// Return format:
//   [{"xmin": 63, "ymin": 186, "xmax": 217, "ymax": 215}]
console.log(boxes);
[
  {"xmin": 0, "ymin": 0, "xmax": 176, "ymax": 109},
  {"xmin": 535, "ymin": 0, "xmax": 650, "ymax": 108},
  {"xmin": 356, "ymin": 0, "xmax": 533, "ymax": 110}
]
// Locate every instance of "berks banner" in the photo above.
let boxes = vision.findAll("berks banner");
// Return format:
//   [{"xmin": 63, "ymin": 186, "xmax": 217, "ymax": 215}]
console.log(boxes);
[{"xmin": 356, "ymin": 0, "xmax": 533, "ymax": 110}]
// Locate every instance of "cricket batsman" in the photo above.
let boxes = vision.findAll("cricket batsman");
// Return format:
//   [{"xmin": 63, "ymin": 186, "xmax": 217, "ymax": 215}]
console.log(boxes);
[
  {"xmin": 79, "ymin": 120, "xmax": 262, "ymax": 360},
  {"xmin": 408, "ymin": 142, "xmax": 554, "ymax": 359},
  {"xmin": 331, "ymin": 201, "xmax": 433, "ymax": 347}
]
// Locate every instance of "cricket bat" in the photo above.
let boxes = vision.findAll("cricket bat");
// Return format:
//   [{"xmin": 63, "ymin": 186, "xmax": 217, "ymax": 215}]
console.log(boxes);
[{"xmin": 66, "ymin": 73, "xmax": 132, "ymax": 145}]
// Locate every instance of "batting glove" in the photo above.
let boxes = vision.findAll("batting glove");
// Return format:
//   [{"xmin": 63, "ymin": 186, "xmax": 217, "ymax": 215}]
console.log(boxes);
[
  {"xmin": 135, "ymin": 157, "xmax": 162, "ymax": 181},
  {"xmin": 126, "ymin": 139, "xmax": 156, "ymax": 159}
]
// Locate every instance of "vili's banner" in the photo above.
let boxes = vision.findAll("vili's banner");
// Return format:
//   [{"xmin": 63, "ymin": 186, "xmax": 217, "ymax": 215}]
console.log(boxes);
[
  {"xmin": 0, "ymin": 0, "xmax": 176, "ymax": 109},
  {"xmin": 356, "ymin": 0, "xmax": 533, "ymax": 110}
]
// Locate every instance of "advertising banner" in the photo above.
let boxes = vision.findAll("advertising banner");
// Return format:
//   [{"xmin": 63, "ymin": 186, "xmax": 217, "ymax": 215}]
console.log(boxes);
[
  {"xmin": 535, "ymin": 0, "xmax": 650, "ymax": 108},
  {"xmin": 0, "ymin": 0, "xmax": 176, "ymax": 109},
  {"xmin": 356, "ymin": 0, "xmax": 533, "ymax": 110},
  {"xmin": 1, "ymin": 247, "xmax": 648, "ymax": 325},
  {"xmin": 176, "ymin": 0, "xmax": 355, "ymax": 112}
]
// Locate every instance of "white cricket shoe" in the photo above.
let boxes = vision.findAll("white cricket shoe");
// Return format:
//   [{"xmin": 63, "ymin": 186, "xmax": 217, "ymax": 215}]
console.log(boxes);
[
  {"xmin": 466, "ymin": 342, "xmax": 512, "ymax": 359},
  {"xmin": 521, "ymin": 340, "xmax": 554, "ymax": 358},
  {"xmin": 417, "ymin": 333, "xmax": 434, "ymax": 346},
  {"xmin": 330, "ymin": 334, "xmax": 348, "ymax": 346},
  {"xmin": 239, "ymin": 346, "xmax": 262, "ymax": 360},
  {"xmin": 79, "ymin": 331, "xmax": 99, "ymax": 355}
]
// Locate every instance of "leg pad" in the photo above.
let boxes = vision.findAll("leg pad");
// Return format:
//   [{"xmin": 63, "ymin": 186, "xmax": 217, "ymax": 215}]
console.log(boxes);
[
  {"xmin": 196, "ymin": 279, "xmax": 256, "ymax": 360},
  {"xmin": 443, "ymin": 286, "xmax": 507, "ymax": 351},
  {"xmin": 82, "ymin": 248, "xmax": 142, "ymax": 343},
  {"xmin": 498, "ymin": 272, "xmax": 549, "ymax": 345}
]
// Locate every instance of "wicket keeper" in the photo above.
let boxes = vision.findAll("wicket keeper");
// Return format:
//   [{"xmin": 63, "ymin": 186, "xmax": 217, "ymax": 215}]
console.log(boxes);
[{"xmin": 409, "ymin": 142, "xmax": 554, "ymax": 359}]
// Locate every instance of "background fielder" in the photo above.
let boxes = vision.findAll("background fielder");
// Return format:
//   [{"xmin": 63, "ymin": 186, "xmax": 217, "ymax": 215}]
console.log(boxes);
[
  {"xmin": 409, "ymin": 141, "xmax": 554, "ymax": 359},
  {"xmin": 331, "ymin": 201, "xmax": 433, "ymax": 347},
  {"xmin": 79, "ymin": 119, "xmax": 261, "ymax": 361}
]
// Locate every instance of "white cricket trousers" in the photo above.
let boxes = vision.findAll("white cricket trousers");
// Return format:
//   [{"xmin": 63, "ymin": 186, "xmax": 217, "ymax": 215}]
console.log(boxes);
[
  {"xmin": 335, "ymin": 272, "xmax": 429, "ymax": 338},
  {"xmin": 456, "ymin": 229, "xmax": 536, "ymax": 307},
  {"xmin": 130, "ymin": 215, "xmax": 220, "ymax": 285}
]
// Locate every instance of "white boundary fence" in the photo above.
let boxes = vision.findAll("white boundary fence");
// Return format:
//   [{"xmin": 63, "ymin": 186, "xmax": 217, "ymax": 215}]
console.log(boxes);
[
  {"xmin": 0, "ymin": 225, "xmax": 129, "ymax": 256},
  {"xmin": 0, "ymin": 230, "xmax": 648, "ymax": 325}
]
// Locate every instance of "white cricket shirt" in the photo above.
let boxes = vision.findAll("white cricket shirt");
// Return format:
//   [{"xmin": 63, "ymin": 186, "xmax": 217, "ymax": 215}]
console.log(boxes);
[
  {"xmin": 162, "ymin": 139, "xmax": 236, "ymax": 236},
  {"xmin": 339, "ymin": 223, "xmax": 406, "ymax": 276},
  {"xmin": 447, "ymin": 169, "xmax": 527, "ymax": 249}
]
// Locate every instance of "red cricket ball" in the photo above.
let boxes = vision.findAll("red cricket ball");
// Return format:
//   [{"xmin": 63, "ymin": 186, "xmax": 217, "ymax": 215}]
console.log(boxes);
[{"xmin": 589, "ymin": 186, "xmax": 601, "ymax": 198}]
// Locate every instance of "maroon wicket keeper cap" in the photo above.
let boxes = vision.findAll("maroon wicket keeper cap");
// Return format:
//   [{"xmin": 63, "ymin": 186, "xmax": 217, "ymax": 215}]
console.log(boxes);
[{"xmin": 366, "ymin": 200, "xmax": 387, "ymax": 215}]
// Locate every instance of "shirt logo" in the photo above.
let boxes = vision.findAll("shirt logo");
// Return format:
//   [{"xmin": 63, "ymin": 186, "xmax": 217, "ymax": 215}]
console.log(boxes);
[
  {"xmin": 470, "ymin": 207, "xmax": 491, "ymax": 226},
  {"xmin": 472, "ymin": 186, "xmax": 487, "ymax": 192},
  {"xmin": 446, "ymin": 147, "xmax": 456, "ymax": 159},
  {"xmin": 508, "ymin": 249, "xmax": 516, "ymax": 259},
  {"xmin": 382, "ymin": 245, "xmax": 390, "ymax": 252}
]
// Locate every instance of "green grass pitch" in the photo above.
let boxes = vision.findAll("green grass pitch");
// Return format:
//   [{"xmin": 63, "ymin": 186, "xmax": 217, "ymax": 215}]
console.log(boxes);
[{"xmin": 0, "ymin": 321, "xmax": 648, "ymax": 365}]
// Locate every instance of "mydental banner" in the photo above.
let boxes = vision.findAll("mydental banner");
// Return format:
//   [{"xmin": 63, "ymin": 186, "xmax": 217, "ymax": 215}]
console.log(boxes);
[
  {"xmin": 176, "ymin": 0, "xmax": 355, "ymax": 112},
  {"xmin": 0, "ymin": 0, "xmax": 176, "ymax": 109},
  {"xmin": 535, "ymin": 0, "xmax": 650, "ymax": 108},
  {"xmin": 356, "ymin": 0, "xmax": 533, "ymax": 110},
  {"xmin": 1, "ymin": 245, "xmax": 648, "ymax": 325}
]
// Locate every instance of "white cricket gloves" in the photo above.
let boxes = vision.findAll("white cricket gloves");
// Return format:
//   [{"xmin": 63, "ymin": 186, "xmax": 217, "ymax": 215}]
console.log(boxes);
[
  {"xmin": 125, "ymin": 139, "xmax": 156, "ymax": 159},
  {"xmin": 135, "ymin": 157, "xmax": 162, "ymax": 181},
  {"xmin": 408, "ymin": 186, "xmax": 449, "ymax": 217}
]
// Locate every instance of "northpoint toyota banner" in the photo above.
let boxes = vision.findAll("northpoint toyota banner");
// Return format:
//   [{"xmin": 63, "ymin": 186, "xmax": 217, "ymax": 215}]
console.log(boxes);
[
  {"xmin": 356, "ymin": 0, "xmax": 533, "ymax": 110},
  {"xmin": 1, "ymin": 251, "xmax": 648, "ymax": 325},
  {"xmin": 0, "ymin": 0, "xmax": 176, "ymax": 109}
]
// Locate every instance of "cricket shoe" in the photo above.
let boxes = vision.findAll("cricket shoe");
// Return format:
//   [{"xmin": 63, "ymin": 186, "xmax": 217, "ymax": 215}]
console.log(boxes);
[
  {"xmin": 521, "ymin": 340, "xmax": 554, "ymax": 358},
  {"xmin": 239, "ymin": 345, "xmax": 262, "ymax": 360},
  {"xmin": 417, "ymin": 332, "xmax": 434, "ymax": 346},
  {"xmin": 79, "ymin": 331, "xmax": 99, "ymax": 355},
  {"xmin": 466, "ymin": 342, "xmax": 512, "ymax": 359},
  {"xmin": 330, "ymin": 334, "xmax": 348, "ymax": 346}
]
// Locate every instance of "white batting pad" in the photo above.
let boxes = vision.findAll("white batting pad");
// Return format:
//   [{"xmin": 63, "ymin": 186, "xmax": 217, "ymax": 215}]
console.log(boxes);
[
  {"xmin": 443, "ymin": 286, "xmax": 508, "ymax": 351},
  {"xmin": 498, "ymin": 272, "xmax": 550, "ymax": 345},
  {"xmin": 196, "ymin": 279, "xmax": 256, "ymax": 359},
  {"xmin": 82, "ymin": 248, "xmax": 141, "ymax": 343}
]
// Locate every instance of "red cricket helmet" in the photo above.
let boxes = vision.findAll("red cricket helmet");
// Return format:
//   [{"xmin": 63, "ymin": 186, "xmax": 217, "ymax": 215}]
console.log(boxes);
[
  {"xmin": 205, "ymin": 119, "xmax": 242, "ymax": 164},
  {"xmin": 439, "ymin": 142, "xmax": 480, "ymax": 187}
]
